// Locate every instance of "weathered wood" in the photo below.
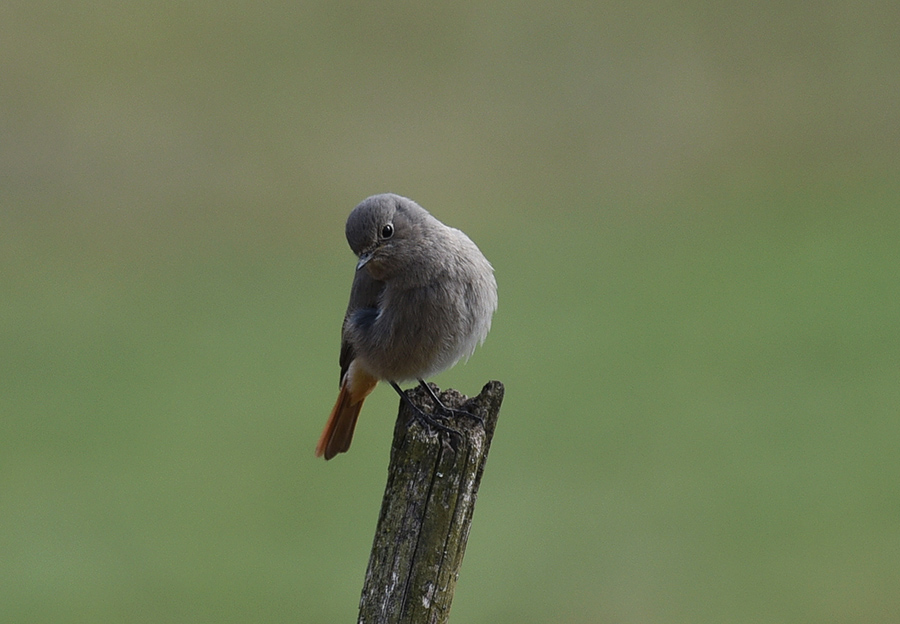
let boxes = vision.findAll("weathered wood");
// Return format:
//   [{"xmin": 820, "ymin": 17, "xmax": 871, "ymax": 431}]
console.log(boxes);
[{"xmin": 358, "ymin": 380, "xmax": 504, "ymax": 624}]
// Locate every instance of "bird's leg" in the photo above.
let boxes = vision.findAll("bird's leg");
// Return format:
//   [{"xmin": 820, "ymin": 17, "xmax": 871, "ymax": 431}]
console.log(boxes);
[
  {"xmin": 389, "ymin": 381, "xmax": 463, "ymax": 447},
  {"xmin": 417, "ymin": 379, "xmax": 485, "ymax": 427}
]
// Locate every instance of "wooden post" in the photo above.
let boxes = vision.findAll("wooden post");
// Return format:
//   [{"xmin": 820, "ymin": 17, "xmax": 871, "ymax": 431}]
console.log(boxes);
[{"xmin": 357, "ymin": 380, "xmax": 504, "ymax": 624}]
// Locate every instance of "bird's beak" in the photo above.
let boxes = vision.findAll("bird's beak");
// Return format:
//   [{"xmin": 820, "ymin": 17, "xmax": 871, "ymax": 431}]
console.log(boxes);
[{"xmin": 356, "ymin": 250, "xmax": 373, "ymax": 271}]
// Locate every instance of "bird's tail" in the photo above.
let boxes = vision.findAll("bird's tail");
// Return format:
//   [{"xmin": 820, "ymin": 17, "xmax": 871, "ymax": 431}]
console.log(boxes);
[{"xmin": 316, "ymin": 365, "xmax": 377, "ymax": 460}]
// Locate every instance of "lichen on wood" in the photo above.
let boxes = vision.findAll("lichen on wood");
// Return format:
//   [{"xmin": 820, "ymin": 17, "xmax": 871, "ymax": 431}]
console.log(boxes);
[{"xmin": 358, "ymin": 380, "xmax": 504, "ymax": 624}]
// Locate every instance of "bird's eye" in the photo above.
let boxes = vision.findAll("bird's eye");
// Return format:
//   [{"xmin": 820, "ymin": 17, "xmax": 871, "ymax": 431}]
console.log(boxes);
[{"xmin": 381, "ymin": 223, "xmax": 394, "ymax": 239}]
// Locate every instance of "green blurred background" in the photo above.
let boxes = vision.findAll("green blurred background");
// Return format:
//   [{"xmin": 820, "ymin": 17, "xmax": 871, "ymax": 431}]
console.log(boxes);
[{"xmin": 3, "ymin": 2, "xmax": 899, "ymax": 622}]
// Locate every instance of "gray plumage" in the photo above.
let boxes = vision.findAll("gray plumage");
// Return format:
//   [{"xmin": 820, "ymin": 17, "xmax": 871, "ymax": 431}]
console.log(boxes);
[
  {"xmin": 317, "ymin": 193, "xmax": 497, "ymax": 459},
  {"xmin": 340, "ymin": 193, "xmax": 497, "ymax": 383}
]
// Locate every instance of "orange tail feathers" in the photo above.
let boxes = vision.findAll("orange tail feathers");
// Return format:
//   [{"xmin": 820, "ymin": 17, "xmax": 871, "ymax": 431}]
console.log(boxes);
[{"xmin": 316, "ymin": 364, "xmax": 377, "ymax": 460}]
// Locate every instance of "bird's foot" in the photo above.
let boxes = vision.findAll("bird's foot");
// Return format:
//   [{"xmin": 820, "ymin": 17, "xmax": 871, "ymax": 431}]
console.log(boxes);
[
  {"xmin": 416, "ymin": 380, "xmax": 485, "ymax": 427},
  {"xmin": 390, "ymin": 381, "xmax": 469, "ymax": 451}
]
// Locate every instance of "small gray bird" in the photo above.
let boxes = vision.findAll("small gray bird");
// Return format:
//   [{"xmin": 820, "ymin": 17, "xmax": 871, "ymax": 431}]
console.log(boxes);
[{"xmin": 316, "ymin": 193, "xmax": 498, "ymax": 460}]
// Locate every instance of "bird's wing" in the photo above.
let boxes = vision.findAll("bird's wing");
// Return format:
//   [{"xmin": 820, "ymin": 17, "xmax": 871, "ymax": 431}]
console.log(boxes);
[{"xmin": 338, "ymin": 269, "xmax": 384, "ymax": 384}]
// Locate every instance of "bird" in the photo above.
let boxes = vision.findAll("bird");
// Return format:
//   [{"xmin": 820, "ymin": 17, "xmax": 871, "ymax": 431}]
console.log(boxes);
[{"xmin": 316, "ymin": 193, "xmax": 498, "ymax": 460}]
